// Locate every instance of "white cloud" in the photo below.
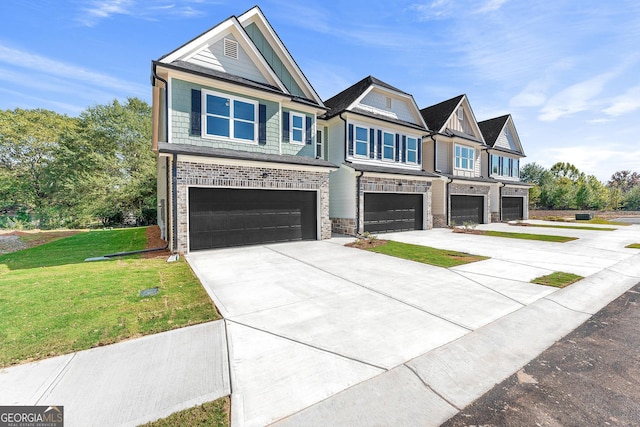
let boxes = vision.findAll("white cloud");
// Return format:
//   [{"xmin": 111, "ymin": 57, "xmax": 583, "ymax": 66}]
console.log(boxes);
[
  {"xmin": 538, "ymin": 71, "xmax": 617, "ymax": 121},
  {"xmin": 0, "ymin": 43, "xmax": 147, "ymax": 97},
  {"xmin": 77, "ymin": 0, "xmax": 134, "ymax": 26},
  {"xmin": 76, "ymin": 0, "xmax": 208, "ymax": 26},
  {"xmin": 603, "ymin": 85, "xmax": 640, "ymax": 116},
  {"xmin": 409, "ymin": 0, "xmax": 455, "ymax": 21},
  {"xmin": 475, "ymin": 0, "xmax": 509, "ymax": 14}
]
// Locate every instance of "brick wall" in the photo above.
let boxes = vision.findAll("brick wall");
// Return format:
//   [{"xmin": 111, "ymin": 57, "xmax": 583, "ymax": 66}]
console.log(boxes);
[{"xmin": 175, "ymin": 160, "xmax": 331, "ymax": 253}]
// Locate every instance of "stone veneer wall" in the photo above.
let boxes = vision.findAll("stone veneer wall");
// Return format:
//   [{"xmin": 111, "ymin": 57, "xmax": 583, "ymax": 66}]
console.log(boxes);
[
  {"xmin": 175, "ymin": 160, "xmax": 331, "ymax": 253},
  {"xmin": 433, "ymin": 214, "xmax": 447, "ymax": 228},
  {"xmin": 331, "ymin": 218, "xmax": 356, "ymax": 236},
  {"xmin": 449, "ymin": 183, "xmax": 491, "ymax": 224},
  {"xmin": 354, "ymin": 176, "xmax": 433, "ymax": 234}
]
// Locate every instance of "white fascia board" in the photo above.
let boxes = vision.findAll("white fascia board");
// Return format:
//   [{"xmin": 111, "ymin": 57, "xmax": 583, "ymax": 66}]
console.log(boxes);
[
  {"xmin": 238, "ymin": 7, "xmax": 324, "ymax": 106},
  {"xmin": 506, "ymin": 116, "xmax": 526, "ymax": 155},
  {"xmin": 161, "ymin": 67, "xmax": 288, "ymax": 104},
  {"xmin": 361, "ymin": 171, "xmax": 434, "ymax": 181},
  {"xmin": 177, "ymin": 154, "xmax": 337, "ymax": 173},
  {"xmin": 280, "ymin": 99, "xmax": 325, "ymax": 116},
  {"xmin": 342, "ymin": 111, "xmax": 424, "ymax": 136},
  {"xmin": 459, "ymin": 95, "xmax": 486, "ymax": 144},
  {"xmin": 159, "ymin": 17, "xmax": 289, "ymax": 94}
]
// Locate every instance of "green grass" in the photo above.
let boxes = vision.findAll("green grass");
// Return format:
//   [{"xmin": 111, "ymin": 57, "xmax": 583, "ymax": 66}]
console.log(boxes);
[
  {"xmin": 531, "ymin": 272, "xmax": 583, "ymax": 288},
  {"xmin": 367, "ymin": 240, "xmax": 488, "ymax": 268},
  {"xmin": 0, "ymin": 228, "xmax": 219, "ymax": 367},
  {"xmin": 626, "ymin": 243, "xmax": 640, "ymax": 249},
  {"xmin": 140, "ymin": 398, "xmax": 229, "ymax": 427},
  {"xmin": 579, "ymin": 218, "xmax": 632, "ymax": 226},
  {"xmin": 513, "ymin": 223, "xmax": 616, "ymax": 231},
  {"xmin": 481, "ymin": 230, "xmax": 578, "ymax": 243}
]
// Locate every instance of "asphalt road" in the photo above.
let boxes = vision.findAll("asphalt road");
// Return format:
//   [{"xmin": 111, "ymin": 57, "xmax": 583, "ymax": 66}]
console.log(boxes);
[{"xmin": 442, "ymin": 282, "xmax": 640, "ymax": 427}]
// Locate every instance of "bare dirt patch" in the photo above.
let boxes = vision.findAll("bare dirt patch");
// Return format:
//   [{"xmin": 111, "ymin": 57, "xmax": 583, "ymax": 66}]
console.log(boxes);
[
  {"xmin": 344, "ymin": 238, "xmax": 388, "ymax": 249},
  {"xmin": 143, "ymin": 225, "xmax": 171, "ymax": 259},
  {"xmin": 0, "ymin": 230, "xmax": 82, "ymax": 255}
]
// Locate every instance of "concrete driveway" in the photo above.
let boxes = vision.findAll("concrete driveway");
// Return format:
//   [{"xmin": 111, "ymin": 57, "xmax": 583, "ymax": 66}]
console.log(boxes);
[{"xmin": 187, "ymin": 222, "xmax": 640, "ymax": 426}]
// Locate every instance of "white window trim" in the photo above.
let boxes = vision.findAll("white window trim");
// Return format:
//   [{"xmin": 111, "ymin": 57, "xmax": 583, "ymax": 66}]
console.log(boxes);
[
  {"xmin": 354, "ymin": 125, "xmax": 369, "ymax": 158},
  {"xmin": 454, "ymin": 144, "xmax": 474, "ymax": 171},
  {"xmin": 382, "ymin": 131, "xmax": 395, "ymax": 162},
  {"xmin": 290, "ymin": 112, "xmax": 306, "ymax": 145},
  {"xmin": 405, "ymin": 136, "xmax": 419, "ymax": 165},
  {"xmin": 201, "ymin": 89, "xmax": 258, "ymax": 144},
  {"xmin": 316, "ymin": 128, "xmax": 324, "ymax": 159}
]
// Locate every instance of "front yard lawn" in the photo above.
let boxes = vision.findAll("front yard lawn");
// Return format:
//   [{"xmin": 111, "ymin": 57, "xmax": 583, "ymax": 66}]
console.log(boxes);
[
  {"xmin": 532, "ymin": 272, "xmax": 583, "ymax": 288},
  {"xmin": 0, "ymin": 227, "xmax": 219, "ymax": 368},
  {"xmin": 363, "ymin": 240, "xmax": 489, "ymax": 268},
  {"xmin": 626, "ymin": 243, "xmax": 640, "ymax": 249},
  {"xmin": 140, "ymin": 397, "xmax": 229, "ymax": 427},
  {"xmin": 511, "ymin": 223, "xmax": 616, "ymax": 232}
]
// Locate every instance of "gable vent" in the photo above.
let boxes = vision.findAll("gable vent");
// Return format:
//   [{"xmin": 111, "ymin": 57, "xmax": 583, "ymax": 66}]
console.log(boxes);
[
  {"xmin": 223, "ymin": 38, "xmax": 239, "ymax": 59},
  {"xmin": 457, "ymin": 107, "xmax": 464, "ymax": 121}
]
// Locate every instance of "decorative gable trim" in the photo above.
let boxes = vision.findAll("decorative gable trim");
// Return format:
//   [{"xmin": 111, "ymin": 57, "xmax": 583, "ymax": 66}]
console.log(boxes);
[
  {"xmin": 238, "ymin": 6, "xmax": 324, "ymax": 106},
  {"xmin": 159, "ymin": 16, "xmax": 289, "ymax": 94}
]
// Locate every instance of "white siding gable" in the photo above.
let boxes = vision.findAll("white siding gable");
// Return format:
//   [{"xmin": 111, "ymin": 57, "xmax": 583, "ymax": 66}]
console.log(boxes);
[
  {"xmin": 356, "ymin": 90, "xmax": 419, "ymax": 124},
  {"xmin": 444, "ymin": 105, "xmax": 482, "ymax": 140},
  {"xmin": 188, "ymin": 35, "xmax": 269, "ymax": 84},
  {"xmin": 494, "ymin": 122, "xmax": 521, "ymax": 152}
]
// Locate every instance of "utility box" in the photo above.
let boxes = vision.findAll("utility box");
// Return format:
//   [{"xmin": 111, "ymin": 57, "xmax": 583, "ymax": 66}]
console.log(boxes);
[{"xmin": 575, "ymin": 213, "xmax": 594, "ymax": 220}]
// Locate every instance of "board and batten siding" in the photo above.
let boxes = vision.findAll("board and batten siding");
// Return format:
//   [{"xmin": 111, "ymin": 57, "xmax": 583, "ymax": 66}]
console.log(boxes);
[
  {"xmin": 444, "ymin": 108, "xmax": 478, "ymax": 138},
  {"xmin": 170, "ymin": 78, "xmax": 281, "ymax": 154},
  {"xmin": 357, "ymin": 90, "xmax": 419, "ymax": 124},
  {"xmin": 189, "ymin": 34, "xmax": 268, "ymax": 85},
  {"xmin": 243, "ymin": 23, "xmax": 306, "ymax": 98}
]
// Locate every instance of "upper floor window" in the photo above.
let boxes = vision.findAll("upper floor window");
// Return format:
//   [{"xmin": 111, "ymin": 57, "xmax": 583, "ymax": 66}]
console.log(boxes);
[
  {"xmin": 491, "ymin": 154, "xmax": 500, "ymax": 175},
  {"xmin": 355, "ymin": 126, "xmax": 369, "ymax": 157},
  {"xmin": 291, "ymin": 113, "xmax": 305, "ymax": 144},
  {"xmin": 455, "ymin": 145, "xmax": 474, "ymax": 170},
  {"xmin": 203, "ymin": 90, "xmax": 257, "ymax": 142},
  {"xmin": 502, "ymin": 157, "xmax": 510, "ymax": 176},
  {"xmin": 406, "ymin": 137, "xmax": 418, "ymax": 164},
  {"xmin": 491, "ymin": 154, "xmax": 520, "ymax": 178},
  {"xmin": 382, "ymin": 132, "xmax": 395, "ymax": 161}
]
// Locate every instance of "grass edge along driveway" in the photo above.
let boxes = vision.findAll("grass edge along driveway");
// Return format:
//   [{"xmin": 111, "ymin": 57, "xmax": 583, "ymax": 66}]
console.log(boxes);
[
  {"xmin": 360, "ymin": 240, "xmax": 489, "ymax": 268},
  {"xmin": 0, "ymin": 227, "xmax": 220, "ymax": 368}
]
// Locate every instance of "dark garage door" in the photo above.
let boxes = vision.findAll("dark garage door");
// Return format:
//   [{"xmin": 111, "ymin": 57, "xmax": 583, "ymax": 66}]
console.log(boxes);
[
  {"xmin": 364, "ymin": 193, "xmax": 423, "ymax": 233},
  {"xmin": 189, "ymin": 188, "xmax": 317, "ymax": 250},
  {"xmin": 502, "ymin": 197, "xmax": 524, "ymax": 221},
  {"xmin": 451, "ymin": 195, "xmax": 483, "ymax": 224}
]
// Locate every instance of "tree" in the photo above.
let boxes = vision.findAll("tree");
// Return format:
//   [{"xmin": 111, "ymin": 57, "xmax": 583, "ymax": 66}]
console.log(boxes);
[
  {"xmin": 608, "ymin": 170, "xmax": 640, "ymax": 193},
  {"xmin": 0, "ymin": 108, "xmax": 76, "ymax": 226},
  {"xmin": 520, "ymin": 162, "xmax": 550, "ymax": 186}
]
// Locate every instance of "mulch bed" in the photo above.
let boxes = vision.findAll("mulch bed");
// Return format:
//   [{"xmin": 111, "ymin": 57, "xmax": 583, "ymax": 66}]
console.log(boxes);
[
  {"xmin": 344, "ymin": 238, "xmax": 388, "ymax": 249},
  {"xmin": 142, "ymin": 225, "xmax": 171, "ymax": 259}
]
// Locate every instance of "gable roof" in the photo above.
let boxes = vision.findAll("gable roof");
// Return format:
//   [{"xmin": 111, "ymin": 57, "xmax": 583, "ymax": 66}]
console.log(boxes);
[
  {"xmin": 420, "ymin": 95, "xmax": 464, "ymax": 132},
  {"xmin": 322, "ymin": 76, "xmax": 427, "ymax": 130},
  {"xmin": 478, "ymin": 114, "xmax": 525, "ymax": 155},
  {"xmin": 156, "ymin": 6, "xmax": 323, "ymax": 107}
]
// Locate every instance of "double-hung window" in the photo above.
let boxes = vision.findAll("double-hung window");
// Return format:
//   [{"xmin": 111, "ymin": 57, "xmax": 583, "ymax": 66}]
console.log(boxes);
[
  {"xmin": 290, "ymin": 113, "xmax": 305, "ymax": 144},
  {"xmin": 406, "ymin": 137, "xmax": 418, "ymax": 164},
  {"xmin": 382, "ymin": 132, "xmax": 395, "ymax": 160},
  {"xmin": 455, "ymin": 145, "xmax": 474, "ymax": 170},
  {"xmin": 355, "ymin": 126, "xmax": 368, "ymax": 157},
  {"xmin": 491, "ymin": 154, "xmax": 500, "ymax": 175},
  {"xmin": 502, "ymin": 156, "xmax": 510, "ymax": 176},
  {"xmin": 203, "ymin": 90, "xmax": 257, "ymax": 142}
]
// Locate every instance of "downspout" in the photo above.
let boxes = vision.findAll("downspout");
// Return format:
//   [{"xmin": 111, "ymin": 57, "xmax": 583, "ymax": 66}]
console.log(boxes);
[
  {"xmin": 429, "ymin": 132, "xmax": 439, "ymax": 172},
  {"xmin": 151, "ymin": 64, "xmax": 168, "ymax": 147},
  {"xmin": 171, "ymin": 153, "xmax": 178, "ymax": 253},
  {"xmin": 356, "ymin": 170, "xmax": 364, "ymax": 236},
  {"xmin": 339, "ymin": 112, "xmax": 348, "ymax": 161},
  {"xmin": 445, "ymin": 176, "xmax": 453, "ymax": 226},
  {"xmin": 498, "ymin": 181, "xmax": 506, "ymax": 222}
]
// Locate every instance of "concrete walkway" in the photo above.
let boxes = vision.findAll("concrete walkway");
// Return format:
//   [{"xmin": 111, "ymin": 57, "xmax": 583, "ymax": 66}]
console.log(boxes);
[
  {"xmin": 1, "ymin": 222, "xmax": 639, "ymax": 426},
  {"xmin": 0, "ymin": 321, "xmax": 230, "ymax": 427},
  {"xmin": 188, "ymin": 222, "xmax": 640, "ymax": 426}
]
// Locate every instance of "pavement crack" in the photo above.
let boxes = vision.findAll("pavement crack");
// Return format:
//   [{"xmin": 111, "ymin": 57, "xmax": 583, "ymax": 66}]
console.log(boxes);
[
  {"xmin": 227, "ymin": 319, "xmax": 388, "ymax": 371},
  {"xmin": 542, "ymin": 297, "xmax": 594, "ymax": 316},
  {"xmin": 404, "ymin": 363, "xmax": 461, "ymax": 411},
  {"xmin": 265, "ymin": 245, "xmax": 473, "ymax": 331}
]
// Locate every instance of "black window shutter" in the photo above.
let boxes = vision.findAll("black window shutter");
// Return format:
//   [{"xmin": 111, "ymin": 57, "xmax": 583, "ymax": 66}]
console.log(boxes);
[
  {"xmin": 395, "ymin": 134, "xmax": 400, "ymax": 162},
  {"xmin": 305, "ymin": 116, "xmax": 313, "ymax": 145},
  {"xmin": 369, "ymin": 129, "xmax": 375, "ymax": 158},
  {"xmin": 417, "ymin": 139, "xmax": 422, "ymax": 165},
  {"xmin": 258, "ymin": 104, "xmax": 267, "ymax": 145},
  {"xmin": 377, "ymin": 130, "xmax": 382, "ymax": 159},
  {"xmin": 401, "ymin": 135, "xmax": 407, "ymax": 163},
  {"xmin": 348, "ymin": 124, "xmax": 354, "ymax": 156},
  {"xmin": 190, "ymin": 89, "xmax": 201, "ymax": 135},
  {"xmin": 282, "ymin": 111, "xmax": 290, "ymax": 142}
]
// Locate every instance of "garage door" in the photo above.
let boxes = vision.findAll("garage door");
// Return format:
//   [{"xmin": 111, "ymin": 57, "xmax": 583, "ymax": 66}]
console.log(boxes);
[
  {"xmin": 451, "ymin": 195, "xmax": 484, "ymax": 224},
  {"xmin": 364, "ymin": 193, "xmax": 423, "ymax": 233},
  {"xmin": 502, "ymin": 197, "xmax": 524, "ymax": 221},
  {"xmin": 188, "ymin": 188, "xmax": 317, "ymax": 250}
]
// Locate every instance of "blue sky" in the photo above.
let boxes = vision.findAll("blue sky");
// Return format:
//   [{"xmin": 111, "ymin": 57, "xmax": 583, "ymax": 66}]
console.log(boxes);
[{"xmin": 2, "ymin": 0, "xmax": 639, "ymax": 181}]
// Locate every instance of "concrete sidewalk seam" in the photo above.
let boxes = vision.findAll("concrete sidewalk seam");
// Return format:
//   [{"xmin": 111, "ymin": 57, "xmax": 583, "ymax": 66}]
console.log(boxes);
[
  {"xmin": 265, "ymin": 244, "xmax": 474, "ymax": 331},
  {"xmin": 33, "ymin": 353, "xmax": 76, "ymax": 405},
  {"xmin": 449, "ymin": 267, "xmax": 526, "ymax": 307},
  {"xmin": 223, "ymin": 319, "xmax": 234, "ymax": 395},
  {"xmin": 403, "ymin": 363, "xmax": 461, "ymax": 411},
  {"xmin": 185, "ymin": 255, "xmax": 231, "ymax": 318},
  {"xmin": 227, "ymin": 319, "xmax": 389, "ymax": 371}
]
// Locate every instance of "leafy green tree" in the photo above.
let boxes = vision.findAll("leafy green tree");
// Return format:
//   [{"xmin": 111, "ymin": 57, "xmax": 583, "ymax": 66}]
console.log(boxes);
[{"xmin": 0, "ymin": 108, "xmax": 76, "ymax": 226}]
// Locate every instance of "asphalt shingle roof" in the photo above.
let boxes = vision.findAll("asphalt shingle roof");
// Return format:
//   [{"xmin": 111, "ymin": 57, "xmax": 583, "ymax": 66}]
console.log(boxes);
[
  {"xmin": 478, "ymin": 115, "xmax": 510, "ymax": 147},
  {"xmin": 420, "ymin": 95, "xmax": 464, "ymax": 133}
]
